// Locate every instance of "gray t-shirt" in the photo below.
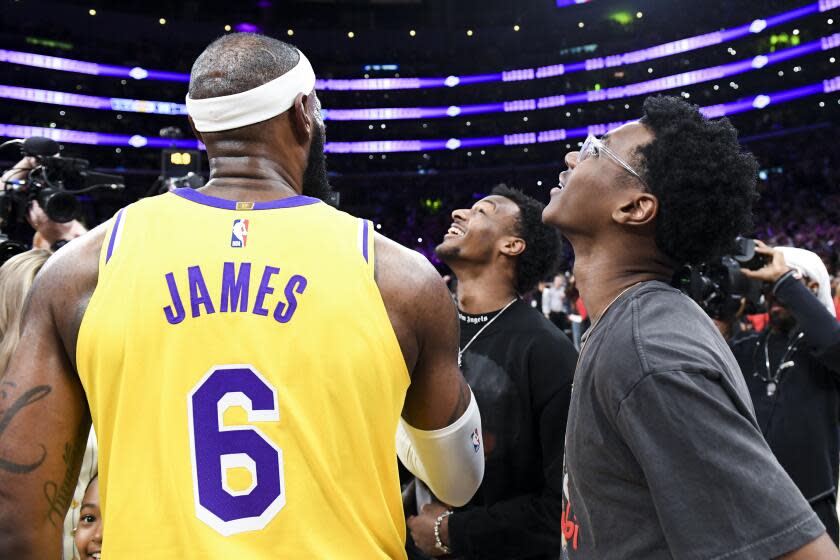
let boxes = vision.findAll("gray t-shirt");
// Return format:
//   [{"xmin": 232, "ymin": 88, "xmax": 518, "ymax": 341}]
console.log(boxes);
[{"xmin": 563, "ymin": 281, "xmax": 824, "ymax": 559}]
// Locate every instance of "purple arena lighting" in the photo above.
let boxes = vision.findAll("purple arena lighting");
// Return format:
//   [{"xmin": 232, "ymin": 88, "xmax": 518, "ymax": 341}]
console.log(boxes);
[
  {"xmin": 0, "ymin": 85, "xmax": 189, "ymax": 114},
  {"xmin": 234, "ymin": 22, "xmax": 261, "ymax": 33},
  {"xmin": 556, "ymin": 0, "xmax": 591, "ymax": 6},
  {"xmin": 3, "ymin": 36, "xmax": 836, "ymax": 121},
  {"xmin": 2, "ymin": 77, "xmax": 835, "ymax": 153},
  {"xmin": 0, "ymin": 1, "xmax": 833, "ymax": 89},
  {"xmin": 322, "ymin": 37, "xmax": 835, "ymax": 120}
]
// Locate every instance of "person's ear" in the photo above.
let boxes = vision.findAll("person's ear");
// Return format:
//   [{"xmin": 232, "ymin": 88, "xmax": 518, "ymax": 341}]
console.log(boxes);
[
  {"xmin": 500, "ymin": 236, "xmax": 526, "ymax": 257},
  {"xmin": 291, "ymin": 92, "xmax": 313, "ymax": 145},
  {"xmin": 612, "ymin": 191, "xmax": 658, "ymax": 227}
]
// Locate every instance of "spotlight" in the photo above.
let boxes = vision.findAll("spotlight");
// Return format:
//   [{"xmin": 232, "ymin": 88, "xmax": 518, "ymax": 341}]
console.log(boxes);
[
  {"xmin": 159, "ymin": 18, "xmax": 166, "ymax": 25},
  {"xmin": 88, "ymin": 8, "xmax": 96, "ymax": 16},
  {"xmin": 467, "ymin": 29, "xmax": 474, "ymax": 36},
  {"xmin": 409, "ymin": 29, "xmax": 416, "ymax": 36},
  {"xmin": 348, "ymin": 31, "xmax": 355, "ymax": 38},
  {"xmin": 636, "ymin": 11, "xmax": 643, "ymax": 18},
  {"xmin": 224, "ymin": 24, "xmax": 231, "ymax": 31},
  {"xmin": 287, "ymin": 29, "xmax": 294, "ymax": 36},
  {"xmin": 578, "ymin": 22, "xmax": 585, "ymax": 28},
  {"xmin": 513, "ymin": 24, "xmax": 520, "ymax": 31},
  {"xmin": 793, "ymin": 29, "xmax": 799, "ymax": 36}
]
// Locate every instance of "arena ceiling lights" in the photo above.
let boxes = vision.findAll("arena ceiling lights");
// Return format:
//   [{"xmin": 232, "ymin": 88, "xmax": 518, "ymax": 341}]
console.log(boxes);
[
  {"xmin": 2, "ymin": 36, "xmax": 837, "ymax": 121},
  {"xmin": 0, "ymin": 1, "xmax": 836, "ymax": 90},
  {"xmin": 2, "ymin": 76, "xmax": 836, "ymax": 153}
]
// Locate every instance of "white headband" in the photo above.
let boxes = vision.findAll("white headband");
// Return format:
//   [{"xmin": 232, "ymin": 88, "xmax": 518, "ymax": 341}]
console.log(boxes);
[{"xmin": 186, "ymin": 49, "xmax": 316, "ymax": 132}]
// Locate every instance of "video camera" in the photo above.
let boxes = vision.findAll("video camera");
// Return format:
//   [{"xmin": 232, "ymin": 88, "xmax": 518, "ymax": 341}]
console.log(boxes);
[
  {"xmin": 673, "ymin": 237, "xmax": 768, "ymax": 320},
  {"xmin": 0, "ymin": 136, "xmax": 125, "ymax": 225}
]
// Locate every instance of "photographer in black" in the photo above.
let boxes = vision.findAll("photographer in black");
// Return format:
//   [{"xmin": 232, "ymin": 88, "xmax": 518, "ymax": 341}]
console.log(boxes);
[
  {"xmin": 733, "ymin": 241, "xmax": 840, "ymax": 544},
  {"xmin": 1, "ymin": 155, "xmax": 88, "ymax": 251}
]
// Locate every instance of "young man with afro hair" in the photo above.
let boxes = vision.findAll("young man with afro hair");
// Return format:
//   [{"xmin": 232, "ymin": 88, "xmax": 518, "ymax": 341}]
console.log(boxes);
[
  {"xmin": 404, "ymin": 185, "xmax": 578, "ymax": 559},
  {"xmin": 543, "ymin": 95, "xmax": 838, "ymax": 559}
]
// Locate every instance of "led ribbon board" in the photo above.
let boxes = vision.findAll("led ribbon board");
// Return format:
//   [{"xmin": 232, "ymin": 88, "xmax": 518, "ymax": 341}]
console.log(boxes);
[
  {"xmin": 1, "ymin": 1, "xmax": 836, "ymax": 90},
  {"xmin": 2, "ymin": 35, "xmax": 837, "ymax": 122},
  {"xmin": 2, "ymin": 77, "xmax": 837, "ymax": 153}
]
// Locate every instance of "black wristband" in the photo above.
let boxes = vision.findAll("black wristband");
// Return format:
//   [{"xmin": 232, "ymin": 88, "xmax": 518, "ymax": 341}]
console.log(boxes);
[{"xmin": 771, "ymin": 268, "xmax": 799, "ymax": 296}]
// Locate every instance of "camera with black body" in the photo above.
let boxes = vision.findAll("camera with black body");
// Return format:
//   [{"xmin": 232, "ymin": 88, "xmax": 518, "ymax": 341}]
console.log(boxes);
[
  {"xmin": 1, "ymin": 137, "xmax": 124, "ymax": 225},
  {"xmin": 673, "ymin": 237, "xmax": 768, "ymax": 320},
  {"xmin": 0, "ymin": 136, "xmax": 125, "ymax": 265}
]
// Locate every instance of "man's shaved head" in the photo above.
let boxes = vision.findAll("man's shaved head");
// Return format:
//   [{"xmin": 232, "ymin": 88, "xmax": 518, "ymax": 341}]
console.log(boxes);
[
  {"xmin": 189, "ymin": 33, "xmax": 301, "ymax": 99},
  {"xmin": 188, "ymin": 33, "xmax": 332, "ymax": 201}
]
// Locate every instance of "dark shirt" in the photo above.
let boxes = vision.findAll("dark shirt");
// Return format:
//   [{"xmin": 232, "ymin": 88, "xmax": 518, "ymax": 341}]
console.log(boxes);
[
  {"xmin": 563, "ymin": 281, "xmax": 824, "ymax": 559},
  {"xmin": 731, "ymin": 275, "xmax": 840, "ymax": 509},
  {"xmin": 445, "ymin": 299, "xmax": 577, "ymax": 560}
]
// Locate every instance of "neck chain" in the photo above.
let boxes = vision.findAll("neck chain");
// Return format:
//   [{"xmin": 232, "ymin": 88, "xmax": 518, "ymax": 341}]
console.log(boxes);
[
  {"xmin": 753, "ymin": 330, "xmax": 804, "ymax": 397},
  {"xmin": 458, "ymin": 298, "xmax": 518, "ymax": 367}
]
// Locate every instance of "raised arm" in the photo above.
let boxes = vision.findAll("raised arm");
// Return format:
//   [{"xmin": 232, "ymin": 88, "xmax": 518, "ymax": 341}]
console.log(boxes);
[{"xmin": 0, "ymin": 228, "xmax": 104, "ymax": 558}]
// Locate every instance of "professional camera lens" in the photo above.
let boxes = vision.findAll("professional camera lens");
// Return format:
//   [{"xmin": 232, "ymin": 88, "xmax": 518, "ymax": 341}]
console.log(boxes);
[{"xmin": 39, "ymin": 189, "xmax": 79, "ymax": 223}]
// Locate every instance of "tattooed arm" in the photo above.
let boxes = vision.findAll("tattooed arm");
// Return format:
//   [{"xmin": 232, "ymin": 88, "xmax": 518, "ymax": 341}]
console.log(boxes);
[{"xmin": 0, "ymin": 227, "xmax": 104, "ymax": 558}]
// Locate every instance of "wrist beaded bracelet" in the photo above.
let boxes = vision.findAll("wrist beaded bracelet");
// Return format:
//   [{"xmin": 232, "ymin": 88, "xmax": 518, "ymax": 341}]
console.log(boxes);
[{"xmin": 434, "ymin": 510, "xmax": 453, "ymax": 554}]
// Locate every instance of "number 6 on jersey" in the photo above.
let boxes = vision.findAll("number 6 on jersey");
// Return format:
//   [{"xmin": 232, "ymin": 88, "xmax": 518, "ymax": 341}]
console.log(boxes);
[{"xmin": 187, "ymin": 365, "xmax": 285, "ymax": 536}]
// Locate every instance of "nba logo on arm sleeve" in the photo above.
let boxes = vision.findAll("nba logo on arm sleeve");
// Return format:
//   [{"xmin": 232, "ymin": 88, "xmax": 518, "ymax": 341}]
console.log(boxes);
[
  {"xmin": 231, "ymin": 219, "xmax": 249, "ymax": 248},
  {"xmin": 472, "ymin": 428, "xmax": 481, "ymax": 453}
]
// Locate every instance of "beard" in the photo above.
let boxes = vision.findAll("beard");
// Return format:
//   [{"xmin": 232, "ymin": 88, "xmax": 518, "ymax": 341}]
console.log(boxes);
[
  {"xmin": 434, "ymin": 241, "xmax": 461, "ymax": 265},
  {"xmin": 301, "ymin": 124, "xmax": 333, "ymax": 201}
]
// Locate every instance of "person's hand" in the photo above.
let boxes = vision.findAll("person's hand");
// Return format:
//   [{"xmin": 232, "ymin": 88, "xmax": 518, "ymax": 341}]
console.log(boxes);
[
  {"xmin": 741, "ymin": 240, "xmax": 792, "ymax": 284},
  {"xmin": 26, "ymin": 200, "xmax": 87, "ymax": 249},
  {"xmin": 0, "ymin": 156, "xmax": 37, "ymax": 186},
  {"xmin": 407, "ymin": 502, "xmax": 451, "ymax": 557}
]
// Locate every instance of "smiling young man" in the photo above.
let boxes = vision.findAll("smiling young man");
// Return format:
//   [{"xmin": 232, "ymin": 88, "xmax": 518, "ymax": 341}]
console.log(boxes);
[
  {"xmin": 542, "ymin": 96, "xmax": 838, "ymax": 559},
  {"xmin": 404, "ymin": 185, "xmax": 577, "ymax": 559}
]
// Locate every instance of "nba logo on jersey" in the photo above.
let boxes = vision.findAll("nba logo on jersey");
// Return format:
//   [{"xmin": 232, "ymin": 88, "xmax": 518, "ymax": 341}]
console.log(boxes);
[
  {"xmin": 231, "ymin": 219, "xmax": 249, "ymax": 248},
  {"xmin": 471, "ymin": 428, "xmax": 481, "ymax": 453}
]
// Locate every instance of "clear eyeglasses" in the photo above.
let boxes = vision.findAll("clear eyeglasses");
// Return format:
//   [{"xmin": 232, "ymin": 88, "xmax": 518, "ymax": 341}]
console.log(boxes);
[{"xmin": 576, "ymin": 134, "xmax": 647, "ymax": 186}]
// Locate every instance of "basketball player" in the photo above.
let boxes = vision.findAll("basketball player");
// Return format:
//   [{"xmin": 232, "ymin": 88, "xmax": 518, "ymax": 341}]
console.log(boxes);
[
  {"xmin": 543, "ymin": 95, "xmax": 837, "ymax": 558},
  {"xmin": 0, "ymin": 34, "xmax": 483, "ymax": 558}
]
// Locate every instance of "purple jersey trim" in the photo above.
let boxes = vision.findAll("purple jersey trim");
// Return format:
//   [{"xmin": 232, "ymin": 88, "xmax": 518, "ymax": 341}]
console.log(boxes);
[
  {"xmin": 172, "ymin": 188, "xmax": 321, "ymax": 210},
  {"xmin": 105, "ymin": 208, "xmax": 124, "ymax": 263},
  {"xmin": 362, "ymin": 220, "xmax": 370, "ymax": 264}
]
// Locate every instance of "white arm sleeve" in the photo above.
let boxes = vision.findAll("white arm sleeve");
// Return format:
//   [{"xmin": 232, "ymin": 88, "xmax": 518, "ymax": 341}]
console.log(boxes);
[{"xmin": 396, "ymin": 390, "xmax": 484, "ymax": 507}]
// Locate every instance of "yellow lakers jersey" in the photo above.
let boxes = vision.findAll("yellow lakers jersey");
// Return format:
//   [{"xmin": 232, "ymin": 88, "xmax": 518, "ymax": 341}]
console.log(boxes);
[{"xmin": 76, "ymin": 188, "xmax": 410, "ymax": 558}]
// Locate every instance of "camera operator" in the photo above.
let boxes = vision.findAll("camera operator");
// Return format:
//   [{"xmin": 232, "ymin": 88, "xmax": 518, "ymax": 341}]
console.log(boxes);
[
  {"xmin": 1, "ymin": 157, "xmax": 87, "ymax": 251},
  {"xmin": 733, "ymin": 241, "xmax": 840, "ymax": 544}
]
